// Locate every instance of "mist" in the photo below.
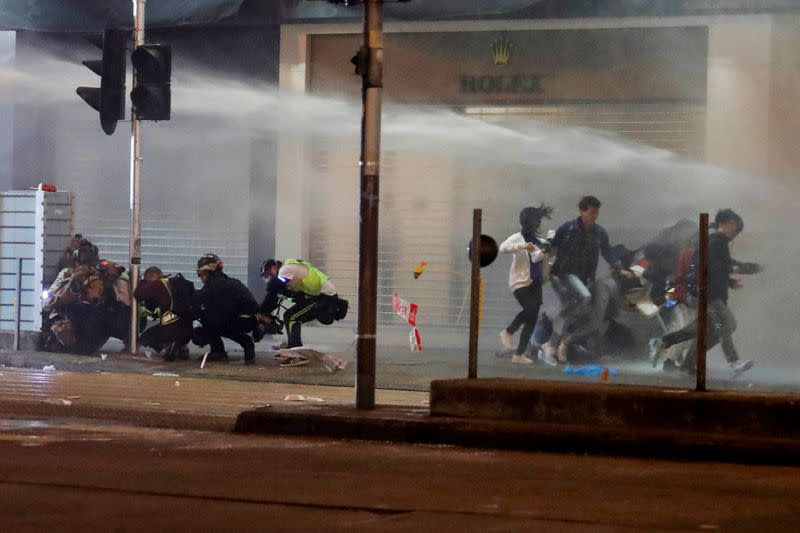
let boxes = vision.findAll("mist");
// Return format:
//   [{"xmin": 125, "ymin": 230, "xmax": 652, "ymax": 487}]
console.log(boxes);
[{"xmin": 1, "ymin": 41, "xmax": 798, "ymax": 378}]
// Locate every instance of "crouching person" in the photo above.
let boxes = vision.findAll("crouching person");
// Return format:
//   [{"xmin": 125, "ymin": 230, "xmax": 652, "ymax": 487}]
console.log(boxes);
[
  {"xmin": 40, "ymin": 260, "xmax": 131, "ymax": 355},
  {"xmin": 193, "ymin": 254, "xmax": 262, "ymax": 365},
  {"xmin": 134, "ymin": 266, "xmax": 196, "ymax": 361},
  {"xmin": 258, "ymin": 259, "xmax": 348, "ymax": 349}
]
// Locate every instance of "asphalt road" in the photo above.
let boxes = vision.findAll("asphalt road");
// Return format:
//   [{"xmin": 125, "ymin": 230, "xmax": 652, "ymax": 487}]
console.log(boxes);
[{"xmin": 1, "ymin": 417, "xmax": 799, "ymax": 532}]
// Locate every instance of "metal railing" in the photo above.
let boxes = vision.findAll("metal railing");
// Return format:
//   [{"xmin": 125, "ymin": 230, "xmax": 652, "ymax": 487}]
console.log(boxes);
[{"xmin": 1, "ymin": 257, "xmax": 31, "ymax": 351}]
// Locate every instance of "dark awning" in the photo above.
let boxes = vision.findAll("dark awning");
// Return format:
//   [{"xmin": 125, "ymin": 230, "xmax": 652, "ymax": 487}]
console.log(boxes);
[
  {"xmin": 0, "ymin": 0, "xmax": 541, "ymax": 32},
  {"xmin": 0, "ymin": 0, "xmax": 245, "ymax": 31}
]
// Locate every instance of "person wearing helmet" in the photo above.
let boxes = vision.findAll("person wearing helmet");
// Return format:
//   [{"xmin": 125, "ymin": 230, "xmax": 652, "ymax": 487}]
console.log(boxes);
[
  {"xmin": 134, "ymin": 266, "xmax": 196, "ymax": 362},
  {"xmin": 193, "ymin": 254, "xmax": 262, "ymax": 364},
  {"xmin": 258, "ymin": 258, "xmax": 347, "ymax": 349},
  {"xmin": 650, "ymin": 209, "xmax": 761, "ymax": 377},
  {"xmin": 498, "ymin": 204, "xmax": 553, "ymax": 365}
]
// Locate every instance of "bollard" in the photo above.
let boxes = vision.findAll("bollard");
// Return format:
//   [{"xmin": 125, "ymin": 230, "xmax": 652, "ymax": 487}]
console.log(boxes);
[
  {"xmin": 468, "ymin": 209, "xmax": 482, "ymax": 379},
  {"xmin": 696, "ymin": 213, "xmax": 709, "ymax": 392}
]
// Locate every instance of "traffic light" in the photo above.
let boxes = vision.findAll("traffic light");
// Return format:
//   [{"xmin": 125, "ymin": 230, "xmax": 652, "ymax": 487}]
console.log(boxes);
[
  {"xmin": 76, "ymin": 29, "xmax": 127, "ymax": 136},
  {"xmin": 130, "ymin": 44, "xmax": 171, "ymax": 121}
]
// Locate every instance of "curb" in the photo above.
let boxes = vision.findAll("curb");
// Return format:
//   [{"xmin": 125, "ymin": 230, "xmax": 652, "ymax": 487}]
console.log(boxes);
[
  {"xmin": 234, "ymin": 404, "xmax": 800, "ymax": 465},
  {"xmin": 0, "ymin": 399, "xmax": 235, "ymax": 433}
]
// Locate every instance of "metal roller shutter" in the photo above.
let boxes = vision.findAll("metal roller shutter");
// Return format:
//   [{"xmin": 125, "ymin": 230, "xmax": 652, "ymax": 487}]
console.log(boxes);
[{"xmin": 307, "ymin": 103, "xmax": 705, "ymax": 332}]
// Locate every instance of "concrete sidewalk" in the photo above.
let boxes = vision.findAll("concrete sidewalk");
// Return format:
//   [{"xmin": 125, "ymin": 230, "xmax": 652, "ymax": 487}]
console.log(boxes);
[
  {"xmin": 0, "ymin": 367, "xmax": 427, "ymax": 432},
  {"xmin": 4, "ymin": 365, "xmax": 800, "ymax": 464}
]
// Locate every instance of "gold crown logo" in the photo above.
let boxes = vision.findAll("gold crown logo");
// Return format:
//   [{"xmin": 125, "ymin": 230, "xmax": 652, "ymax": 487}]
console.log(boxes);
[{"xmin": 490, "ymin": 37, "xmax": 512, "ymax": 67}]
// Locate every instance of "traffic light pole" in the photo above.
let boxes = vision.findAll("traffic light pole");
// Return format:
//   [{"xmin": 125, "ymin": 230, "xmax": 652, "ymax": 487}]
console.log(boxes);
[
  {"xmin": 128, "ymin": 0, "xmax": 146, "ymax": 355},
  {"xmin": 355, "ymin": 0, "xmax": 383, "ymax": 410}
]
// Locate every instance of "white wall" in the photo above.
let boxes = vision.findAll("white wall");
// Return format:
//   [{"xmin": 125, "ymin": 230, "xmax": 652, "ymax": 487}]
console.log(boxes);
[{"xmin": 705, "ymin": 16, "xmax": 773, "ymax": 177}]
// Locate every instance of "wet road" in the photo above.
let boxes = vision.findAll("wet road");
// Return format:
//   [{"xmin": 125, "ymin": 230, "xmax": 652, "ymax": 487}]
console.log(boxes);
[{"xmin": 0, "ymin": 418, "xmax": 799, "ymax": 531}]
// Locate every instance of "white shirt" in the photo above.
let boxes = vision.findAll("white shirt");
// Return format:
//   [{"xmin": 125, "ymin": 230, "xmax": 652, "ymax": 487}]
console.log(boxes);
[{"xmin": 499, "ymin": 232, "xmax": 545, "ymax": 291}]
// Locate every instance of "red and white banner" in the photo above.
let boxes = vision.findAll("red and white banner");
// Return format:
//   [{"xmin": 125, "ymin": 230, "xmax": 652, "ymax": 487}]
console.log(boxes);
[
  {"xmin": 392, "ymin": 291, "xmax": 418, "ymax": 327},
  {"xmin": 409, "ymin": 327, "xmax": 422, "ymax": 352},
  {"xmin": 394, "ymin": 291, "xmax": 422, "ymax": 351}
]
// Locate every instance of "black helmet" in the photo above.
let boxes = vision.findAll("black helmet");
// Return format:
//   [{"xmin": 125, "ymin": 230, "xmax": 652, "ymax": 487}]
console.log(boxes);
[
  {"xmin": 260, "ymin": 258, "xmax": 282, "ymax": 278},
  {"xmin": 73, "ymin": 240, "xmax": 99, "ymax": 267},
  {"xmin": 197, "ymin": 253, "xmax": 222, "ymax": 274}
]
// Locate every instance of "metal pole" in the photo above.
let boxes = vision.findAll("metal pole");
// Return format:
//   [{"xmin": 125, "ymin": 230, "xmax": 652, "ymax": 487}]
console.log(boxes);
[
  {"xmin": 696, "ymin": 213, "xmax": 709, "ymax": 392},
  {"xmin": 355, "ymin": 0, "xmax": 383, "ymax": 410},
  {"xmin": 128, "ymin": 0, "xmax": 145, "ymax": 354},
  {"xmin": 468, "ymin": 209, "xmax": 482, "ymax": 379},
  {"xmin": 14, "ymin": 258, "xmax": 23, "ymax": 351}
]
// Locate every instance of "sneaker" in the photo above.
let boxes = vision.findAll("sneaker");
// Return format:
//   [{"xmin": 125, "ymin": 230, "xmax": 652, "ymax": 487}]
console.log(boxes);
[
  {"xmin": 499, "ymin": 329, "xmax": 515, "ymax": 351},
  {"xmin": 538, "ymin": 345, "xmax": 558, "ymax": 367},
  {"xmin": 729, "ymin": 360, "xmax": 753, "ymax": 377},
  {"xmin": 162, "ymin": 343, "xmax": 176, "ymax": 362},
  {"xmin": 649, "ymin": 338, "xmax": 666, "ymax": 368},
  {"xmin": 556, "ymin": 342, "xmax": 569, "ymax": 364},
  {"xmin": 511, "ymin": 353, "xmax": 534, "ymax": 365}
]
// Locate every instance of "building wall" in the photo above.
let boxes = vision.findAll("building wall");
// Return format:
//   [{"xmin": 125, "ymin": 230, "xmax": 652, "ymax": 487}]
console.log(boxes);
[
  {"xmin": 277, "ymin": 14, "xmax": 799, "ymax": 336},
  {"xmin": 768, "ymin": 14, "xmax": 800, "ymax": 185},
  {"xmin": 705, "ymin": 16, "xmax": 773, "ymax": 177}
]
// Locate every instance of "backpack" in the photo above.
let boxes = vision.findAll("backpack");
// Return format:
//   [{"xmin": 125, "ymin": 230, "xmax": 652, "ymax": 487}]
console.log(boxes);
[{"xmin": 674, "ymin": 247, "xmax": 696, "ymax": 301}]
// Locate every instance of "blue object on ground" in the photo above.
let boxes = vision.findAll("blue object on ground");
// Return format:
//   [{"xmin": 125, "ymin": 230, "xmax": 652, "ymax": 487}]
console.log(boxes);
[{"xmin": 562, "ymin": 364, "xmax": 620, "ymax": 377}]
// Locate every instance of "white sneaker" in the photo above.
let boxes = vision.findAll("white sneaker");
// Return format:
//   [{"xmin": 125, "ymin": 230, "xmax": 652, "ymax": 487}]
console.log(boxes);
[
  {"xmin": 538, "ymin": 344, "xmax": 558, "ymax": 367},
  {"xmin": 499, "ymin": 330, "xmax": 515, "ymax": 351},
  {"xmin": 556, "ymin": 342, "xmax": 569, "ymax": 364},
  {"xmin": 649, "ymin": 338, "xmax": 665, "ymax": 368},
  {"xmin": 729, "ymin": 360, "xmax": 753, "ymax": 377},
  {"xmin": 512, "ymin": 353, "xmax": 534, "ymax": 365}
]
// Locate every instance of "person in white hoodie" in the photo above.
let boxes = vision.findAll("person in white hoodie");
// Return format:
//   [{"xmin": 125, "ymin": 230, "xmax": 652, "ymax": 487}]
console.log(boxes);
[{"xmin": 499, "ymin": 204, "xmax": 554, "ymax": 364}]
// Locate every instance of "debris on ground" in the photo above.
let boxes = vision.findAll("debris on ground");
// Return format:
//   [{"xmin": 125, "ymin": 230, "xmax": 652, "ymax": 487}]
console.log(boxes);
[
  {"xmin": 152, "ymin": 372, "xmax": 180, "ymax": 377},
  {"xmin": 283, "ymin": 394, "xmax": 324, "ymax": 402},
  {"xmin": 42, "ymin": 365, "xmax": 56, "ymax": 371},
  {"xmin": 275, "ymin": 348, "xmax": 348, "ymax": 373},
  {"xmin": 562, "ymin": 364, "xmax": 620, "ymax": 377},
  {"xmin": 100, "ymin": 353, "xmax": 108, "ymax": 361},
  {"xmin": 43, "ymin": 398, "xmax": 71, "ymax": 406}
]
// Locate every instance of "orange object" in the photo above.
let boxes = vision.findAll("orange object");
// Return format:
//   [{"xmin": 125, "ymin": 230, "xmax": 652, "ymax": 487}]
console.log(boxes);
[
  {"xmin": 38, "ymin": 183, "xmax": 58, "ymax": 192},
  {"xmin": 600, "ymin": 367, "xmax": 610, "ymax": 382},
  {"xmin": 413, "ymin": 261, "xmax": 428, "ymax": 279}
]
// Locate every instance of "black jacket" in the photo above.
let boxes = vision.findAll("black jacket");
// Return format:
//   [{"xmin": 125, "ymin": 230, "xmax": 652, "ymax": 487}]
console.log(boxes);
[
  {"xmin": 550, "ymin": 217, "xmax": 616, "ymax": 284},
  {"xmin": 196, "ymin": 271, "xmax": 259, "ymax": 331},
  {"xmin": 691, "ymin": 232, "xmax": 759, "ymax": 303}
]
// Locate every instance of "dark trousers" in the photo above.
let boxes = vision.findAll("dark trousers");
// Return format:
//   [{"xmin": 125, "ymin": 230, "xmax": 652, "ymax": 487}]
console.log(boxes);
[
  {"xmin": 203, "ymin": 315, "xmax": 257, "ymax": 359},
  {"xmin": 506, "ymin": 282, "xmax": 543, "ymax": 355},
  {"xmin": 283, "ymin": 294, "xmax": 325, "ymax": 348},
  {"xmin": 662, "ymin": 299, "xmax": 739, "ymax": 366},
  {"xmin": 140, "ymin": 318, "xmax": 193, "ymax": 357}
]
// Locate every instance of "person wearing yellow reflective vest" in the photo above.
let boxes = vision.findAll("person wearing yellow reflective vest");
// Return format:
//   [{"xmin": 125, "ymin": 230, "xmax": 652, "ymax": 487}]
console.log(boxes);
[{"xmin": 258, "ymin": 258, "xmax": 346, "ymax": 349}]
